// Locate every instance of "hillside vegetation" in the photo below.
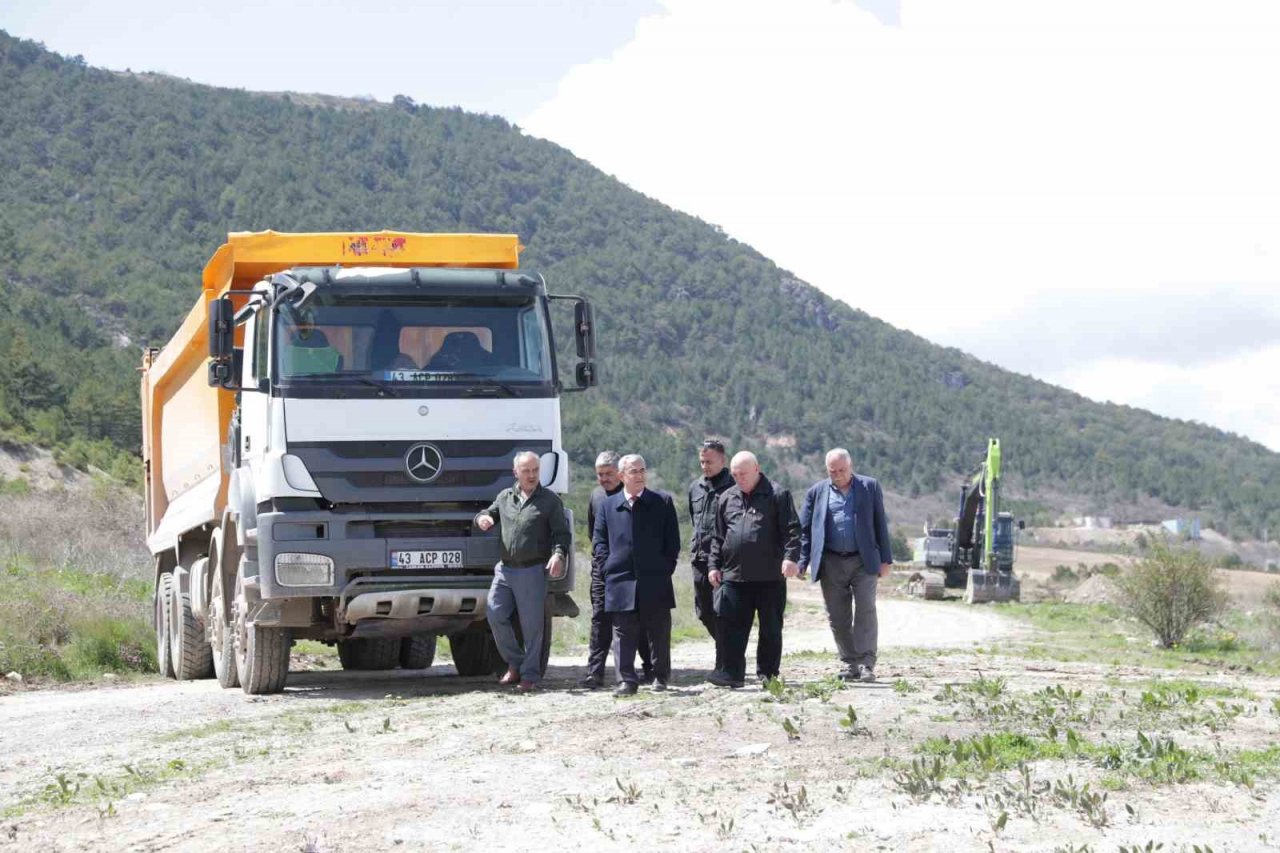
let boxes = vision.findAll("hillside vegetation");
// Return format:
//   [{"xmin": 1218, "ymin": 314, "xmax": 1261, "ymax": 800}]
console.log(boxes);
[{"xmin": 1, "ymin": 31, "xmax": 1277, "ymax": 535}]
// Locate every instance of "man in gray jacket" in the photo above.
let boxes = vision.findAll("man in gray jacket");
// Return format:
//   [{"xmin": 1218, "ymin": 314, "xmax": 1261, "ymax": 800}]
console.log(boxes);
[{"xmin": 798, "ymin": 448, "xmax": 893, "ymax": 683}]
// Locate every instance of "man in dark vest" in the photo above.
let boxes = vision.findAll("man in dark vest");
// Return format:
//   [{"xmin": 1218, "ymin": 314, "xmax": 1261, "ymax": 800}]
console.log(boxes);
[
  {"xmin": 593, "ymin": 454, "xmax": 681, "ymax": 696},
  {"xmin": 687, "ymin": 438, "xmax": 733, "ymax": 671}
]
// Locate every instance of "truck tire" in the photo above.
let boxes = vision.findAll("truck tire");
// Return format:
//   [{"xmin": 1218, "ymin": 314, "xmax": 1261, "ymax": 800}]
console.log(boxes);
[
  {"xmin": 399, "ymin": 635, "xmax": 437, "ymax": 670},
  {"xmin": 171, "ymin": 582, "xmax": 215, "ymax": 680},
  {"xmin": 449, "ymin": 626, "xmax": 505, "ymax": 677},
  {"xmin": 155, "ymin": 574, "xmax": 175, "ymax": 679},
  {"xmin": 232, "ymin": 572, "xmax": 291, "ymax": 695},
  {"xmin": 209, "ymin": 564, "xmax": 238, "ymax": 689},
  {"xmin": 336, "ymin": 638, "xmax": 400, "ymax": 671}
]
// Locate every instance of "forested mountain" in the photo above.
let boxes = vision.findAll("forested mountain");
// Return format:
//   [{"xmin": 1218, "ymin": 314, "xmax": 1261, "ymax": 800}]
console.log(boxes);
[{"xmin": 1, "ymin": 31, "xmax": 1277, "ymax": 536}]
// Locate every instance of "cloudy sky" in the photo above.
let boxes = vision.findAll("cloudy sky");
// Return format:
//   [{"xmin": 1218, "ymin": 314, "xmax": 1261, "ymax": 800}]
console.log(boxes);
[{"xmin": 5, "ymin": 0, "xmax": 1278, "ymax": 450}]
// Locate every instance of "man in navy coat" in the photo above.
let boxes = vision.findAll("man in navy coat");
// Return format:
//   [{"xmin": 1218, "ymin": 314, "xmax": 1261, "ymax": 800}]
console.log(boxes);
[
  {"xmin": 593, "ymin": 453, "xmax": 681, "ymax": 696},
  {"xmin": 798, "ymin": 448, "xmax": 893, "ymax": 683}
]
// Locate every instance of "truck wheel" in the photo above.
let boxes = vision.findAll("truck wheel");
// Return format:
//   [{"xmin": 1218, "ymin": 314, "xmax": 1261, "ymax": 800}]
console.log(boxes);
[
  {"xmin": 171, "ymin": 577, "xmax": 215, "ymax": 680},
  {"xmin": 449, "ymin": 626, "xmax": 504, "ymax": 677},
  {"xmin": 209, "ymin": 563, "xmax": 238, "ymax": 688},
  {"xmin": 232, "ymin": 571, "xmax": 291, "ymax": 695},
  {"xmin": 336, "ymin": 638, "xmax": 400, "ymax": 671},
  {"xmin": 399, "ymin": 635, "xmax": 437, "ymax": 670},
  {"xmin": 155, "ymin": 574, "xmax": 175, "ymax": 679}
]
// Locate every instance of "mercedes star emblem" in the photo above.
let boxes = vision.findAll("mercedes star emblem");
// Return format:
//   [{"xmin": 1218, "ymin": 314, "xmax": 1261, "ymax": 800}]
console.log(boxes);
[{"xmin": 404, "ymin": 443, "xmax": 444, "ymax": 483}]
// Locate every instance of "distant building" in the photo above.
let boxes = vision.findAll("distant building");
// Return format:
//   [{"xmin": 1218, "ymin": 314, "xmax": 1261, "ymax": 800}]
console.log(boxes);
[
  {"xmin": 1161, "ymin": 518, "xmax": 1202, "ymax": 540},
  {"xmin": 1075, "ymin": 516, "xmax": 1113, "ymax": 529}
]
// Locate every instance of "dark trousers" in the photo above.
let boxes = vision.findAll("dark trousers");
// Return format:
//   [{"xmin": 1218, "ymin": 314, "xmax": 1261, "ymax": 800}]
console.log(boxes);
[
  {"xmin": 691, "ymin": 563, "xmax": 722, "ymax": 670},
  {"xmin": 586, "ymin": 565, "xmax": 651, "ymax": 682},
  {"xmin": 716, "ymin": 579, "xmax": 787, "ymax": 682},
  {"xmin": 612, "ymin": 607, "xmax": 672, "ymax": 686}
]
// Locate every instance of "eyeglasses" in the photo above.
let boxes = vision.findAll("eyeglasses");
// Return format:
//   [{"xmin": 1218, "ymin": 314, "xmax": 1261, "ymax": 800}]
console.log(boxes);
[{"xmin": 699, "ymin": 440, "xmax": 725, "ymax": 453}]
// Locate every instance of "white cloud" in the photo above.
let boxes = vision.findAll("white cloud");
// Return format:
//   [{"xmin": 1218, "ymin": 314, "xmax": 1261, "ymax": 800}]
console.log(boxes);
[{"xmin": 522, "ymin": 0, "xmax": 1280, "ymax": 449}]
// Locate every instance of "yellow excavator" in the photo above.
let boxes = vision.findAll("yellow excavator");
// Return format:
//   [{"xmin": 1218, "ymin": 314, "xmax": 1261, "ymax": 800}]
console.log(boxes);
[{"xmin": 909, "ymin": 439, "xmax": 1021, "ymax": 603}]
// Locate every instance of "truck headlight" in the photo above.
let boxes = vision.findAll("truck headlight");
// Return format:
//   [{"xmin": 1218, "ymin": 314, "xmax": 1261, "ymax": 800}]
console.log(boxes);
[{"xmin": 275, "ymin": 553, "xmax": 334, "ymax": 586}]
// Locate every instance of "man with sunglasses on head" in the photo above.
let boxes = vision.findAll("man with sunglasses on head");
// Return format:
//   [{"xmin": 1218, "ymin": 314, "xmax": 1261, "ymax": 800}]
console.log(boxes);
[
  {"xmin": 579, "ymin": 451, "xmax": 653, "ymax": 689},
  {"xmin": 687, "ymin": 439, "xmax": 733, "ymax": 671}
]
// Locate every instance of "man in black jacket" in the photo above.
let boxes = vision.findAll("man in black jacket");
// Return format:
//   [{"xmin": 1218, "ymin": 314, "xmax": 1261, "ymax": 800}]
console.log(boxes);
[
  {"xmin": 580, "ymin": 451, "xmax": 652, "ymax": 689},
  {"xmin": 707, "ymin": 451, "xmax": 801, "ymax": 688},
  {"xmin": 687, "ymin": 439, "xmax": 733, "ymax": 668}
]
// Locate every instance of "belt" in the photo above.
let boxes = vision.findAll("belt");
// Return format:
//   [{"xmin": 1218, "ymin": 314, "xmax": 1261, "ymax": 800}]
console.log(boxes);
[
  {"xmin": 502, "ymin": 560, "xmax": 545, "ymax": 570},
  {"xmin": 824, "ymin": 549, "xmax": 859, "ymax": 559}
]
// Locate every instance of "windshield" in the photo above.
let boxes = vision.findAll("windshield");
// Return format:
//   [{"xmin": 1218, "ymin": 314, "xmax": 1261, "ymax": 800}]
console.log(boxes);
[{"xmin": 273, "ymin": 293, "xmax": 554, "ymax": 394}]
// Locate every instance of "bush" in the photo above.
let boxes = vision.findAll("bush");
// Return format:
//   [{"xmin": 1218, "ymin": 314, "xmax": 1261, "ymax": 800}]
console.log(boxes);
[
  {"xmin": 1051, "ymin": 564, "xmax": 1079, "ymax": 584},
  {"xmin": 1265, "ymin": 583, "xmax": 1280, "ymax": 651},
  {"xmin": 1117, "ymin": 540, "xmax": 1227, "ymax": 648}
]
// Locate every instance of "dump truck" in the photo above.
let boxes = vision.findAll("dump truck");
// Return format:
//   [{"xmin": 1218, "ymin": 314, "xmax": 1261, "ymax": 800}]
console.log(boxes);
[
  {"xmin": 141, "ymin": 231, "xmax": 597, "ymax": 694},
  {"xmin": 908, "ymin": 438, "xmax": 1021, "ymax": 603}
]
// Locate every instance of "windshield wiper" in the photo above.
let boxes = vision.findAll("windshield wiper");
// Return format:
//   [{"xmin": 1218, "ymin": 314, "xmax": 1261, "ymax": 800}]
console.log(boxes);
[
  {"xmin": 353, "ymin": 376, "xmax": 400, "ymax": 397},
  {"xmin": 452, "ymin": 373, "xmax": 520, "ymax": 397}
]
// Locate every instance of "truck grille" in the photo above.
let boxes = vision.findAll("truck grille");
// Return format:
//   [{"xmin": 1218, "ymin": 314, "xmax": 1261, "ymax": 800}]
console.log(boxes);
[{"xmin": 289, "ymin": 440, "xmax": 552, "ymax": 504}]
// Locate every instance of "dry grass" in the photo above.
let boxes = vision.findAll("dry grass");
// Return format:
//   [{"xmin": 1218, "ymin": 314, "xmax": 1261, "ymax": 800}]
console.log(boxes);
[{"xmin": 0, "ymin": 484, "xmax": 154, "ymax": 681}]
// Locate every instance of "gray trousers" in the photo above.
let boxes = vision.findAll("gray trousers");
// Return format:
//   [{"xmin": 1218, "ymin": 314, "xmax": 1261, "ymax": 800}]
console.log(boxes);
[
  {"xmin": 818, "ymin": 552, "xmax": 878, "ymax": 669},
  {"xmin": 486, "ymin": 562, "xmax": 547, "ymax": 683}
]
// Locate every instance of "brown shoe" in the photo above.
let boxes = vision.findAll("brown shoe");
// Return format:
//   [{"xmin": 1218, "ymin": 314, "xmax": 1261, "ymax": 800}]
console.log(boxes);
[
  {"xmin": 517, "ymin": 680, "xmax": 539, "ymax": 693},
  {"xmin": 499, "ymin": 666, "xmax": 520, "ymax": 685}
]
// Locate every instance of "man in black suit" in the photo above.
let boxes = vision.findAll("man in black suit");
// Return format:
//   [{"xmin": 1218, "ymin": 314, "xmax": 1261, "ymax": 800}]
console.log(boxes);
[
  {"xmin": 593, "ymin": 454, "xmax": 681, "ymax": 696},
  {"xmin": 580, "ymin": 451, "xmax": 653, "ymax": 689}
]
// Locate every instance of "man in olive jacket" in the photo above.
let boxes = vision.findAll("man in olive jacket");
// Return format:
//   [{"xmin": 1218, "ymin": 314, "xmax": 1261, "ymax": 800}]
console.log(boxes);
[{"xmin": 706, "ymin": 451, "xmax": 801, "ymax": 688}]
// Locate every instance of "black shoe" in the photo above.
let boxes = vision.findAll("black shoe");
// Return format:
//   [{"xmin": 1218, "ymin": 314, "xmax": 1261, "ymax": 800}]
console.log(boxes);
[
  {"xmin": 614, "ymin": 681, "xmax": 638, "ymax": 696},
  {"xmin": 638, "ymin": 671, "xmax": 656, "ymax": 685},
  {"xmin": 651, "ymin": 680, "xmax": 668, "ymax": 692},
  {"xmin": 578, "ymin": 675, "xmax": 603, "ymax": 690},
  {"xmin": 707, "ymin": 671, "xmax": 744, "ymax": 689},
  {"xmin": 860, "ymin": 666, "xmax": 876, "ymax": 684},
  {"xmin": 838, "ymin": 666, "xmax": 861, "ymax": 682}
]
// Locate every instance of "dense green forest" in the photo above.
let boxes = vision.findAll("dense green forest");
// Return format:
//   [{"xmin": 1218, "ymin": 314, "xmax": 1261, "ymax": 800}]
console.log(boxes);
[{"xmin": 1, "ymin": 31, "xmax": 1277, "ymax": 536}]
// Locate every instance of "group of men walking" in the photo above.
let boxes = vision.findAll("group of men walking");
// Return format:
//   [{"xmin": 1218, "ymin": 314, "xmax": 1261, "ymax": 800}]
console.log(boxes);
[{"xmin": 476, "ymin": 441, "xmax": 893, "ymax": 695}]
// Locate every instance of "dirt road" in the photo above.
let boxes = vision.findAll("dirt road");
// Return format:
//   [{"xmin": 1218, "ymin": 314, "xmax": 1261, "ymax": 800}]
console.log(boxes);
[{"xmin": 2, "ymin": 584, "xmax": 1275, "ymax": 852}]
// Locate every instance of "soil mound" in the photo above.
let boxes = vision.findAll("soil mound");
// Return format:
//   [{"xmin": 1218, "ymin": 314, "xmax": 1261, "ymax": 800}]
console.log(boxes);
[{"xmin": 1066, "ymin": 573, "xmax": 1121, "ymax": 605}]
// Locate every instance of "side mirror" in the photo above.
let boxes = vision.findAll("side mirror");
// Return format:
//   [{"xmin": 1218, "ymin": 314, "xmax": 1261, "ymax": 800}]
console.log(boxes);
[
  {"xmin": 574, "ymin": 301, "xmax": 596, "ymax": 359},
  {"xmin": 575, "ymin": 361, "xmax": 597, "ymax": 388},
  {"xmin": 1017, "ymin": 520, "xmax": 1026, "ymax": 531},
  {"xmin": 209, "ymin": 297, "xmax": 234, "ymax": 361},
  {"xmin": 539, "ymin": 451, "xmax": 560, "ymax": 488}
]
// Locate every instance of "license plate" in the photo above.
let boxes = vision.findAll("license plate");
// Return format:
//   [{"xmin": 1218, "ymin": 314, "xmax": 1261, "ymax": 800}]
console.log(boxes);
[{"xmin": 391, "ymin": 550, "xmax": 464, "ymax": 569}]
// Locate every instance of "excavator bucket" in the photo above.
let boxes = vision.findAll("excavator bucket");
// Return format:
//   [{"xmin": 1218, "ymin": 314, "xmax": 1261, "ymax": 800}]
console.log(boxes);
[{"xmin": 963, "ymin": 570, "xmax": 1021, "ymax": 604}]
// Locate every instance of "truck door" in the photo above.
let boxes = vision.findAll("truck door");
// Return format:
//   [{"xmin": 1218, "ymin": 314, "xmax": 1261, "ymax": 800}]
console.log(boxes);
[{"xmin": 239, "ymin": 306, "xmax": 271, "ymax": 487}]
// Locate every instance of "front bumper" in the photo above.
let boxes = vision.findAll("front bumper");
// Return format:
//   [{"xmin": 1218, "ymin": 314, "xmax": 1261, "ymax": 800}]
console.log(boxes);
[{"xmin": 250, "ymin": 508, "xmax": 576, "ymax": 602}]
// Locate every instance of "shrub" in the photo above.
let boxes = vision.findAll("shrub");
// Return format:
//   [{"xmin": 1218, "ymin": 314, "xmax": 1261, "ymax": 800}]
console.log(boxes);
[
  {"xmin": 1117, "ymin": 540, "xmax": 1227, "ymax": 648},
  {"xmin": 1264, "ymin": 582, "xmax": 1280, "ymax": 650},
  {"xmin": 1051, "ymin": 564, "xmax": 1078, "ymax": 584}
]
